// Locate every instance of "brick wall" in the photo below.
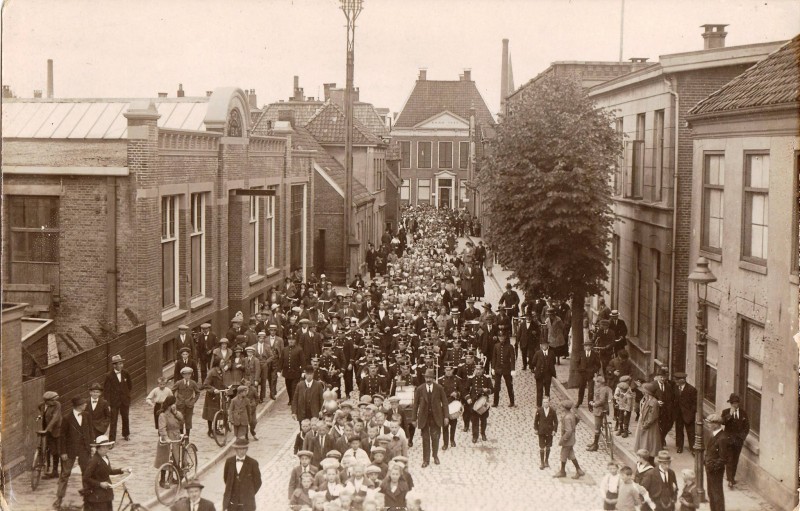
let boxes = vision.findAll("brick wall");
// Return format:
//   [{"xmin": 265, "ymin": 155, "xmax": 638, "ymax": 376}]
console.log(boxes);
[
  {"xmin": 313, "ymin": 171, "xmax": 346, "ymax": 282},
  {"xmin": 1, "ymin": 304, "xmax": 25, "ymax": 478}
]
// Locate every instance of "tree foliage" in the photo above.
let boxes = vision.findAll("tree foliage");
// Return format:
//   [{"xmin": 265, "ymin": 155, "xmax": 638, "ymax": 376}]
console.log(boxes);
[{"xmin": 479, "ymin": 74, "xmax": 619, "ymax": 303}]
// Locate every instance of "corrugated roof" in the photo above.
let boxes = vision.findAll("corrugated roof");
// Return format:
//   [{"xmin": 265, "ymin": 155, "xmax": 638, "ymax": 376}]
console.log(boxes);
[
  {"xmin": 393, "ymin": 79, "xmax": 495, "ymax": 128},
  {"xmin": 305, "ymin": 101, "xmax": 383, "ymax": 145},
  {"xmin": 2, "ymin": 98, "xmax": 210, "ymax": 139},
  {"xmin": 689, "ymin": 34, "xmax": 800, "ymax": 115},
  {"xmin": 289, "ymin": 126, "xmax": 373, "ymax": 206}
]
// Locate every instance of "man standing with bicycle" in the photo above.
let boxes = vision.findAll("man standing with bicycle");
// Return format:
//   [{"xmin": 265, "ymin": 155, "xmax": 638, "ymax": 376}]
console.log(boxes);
[
  {"xmin": 586, "ymin": 373, "xmax": 613, "ymax": 452},
  {"xmin": 38, "ymin": 391, "xmax": 62, "ymax": 480}
]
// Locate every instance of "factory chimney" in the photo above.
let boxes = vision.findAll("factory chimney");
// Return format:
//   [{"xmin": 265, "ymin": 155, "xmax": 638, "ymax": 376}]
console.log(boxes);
[{"xmin": 47, "ymin": 59, "xmax": 54, "ymax": 98}]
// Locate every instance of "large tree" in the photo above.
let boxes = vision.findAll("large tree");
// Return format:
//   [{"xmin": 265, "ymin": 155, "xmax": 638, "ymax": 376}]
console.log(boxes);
[{"xmin": 478, "ymin": 74, "xmax": 620, "ymax": 388}]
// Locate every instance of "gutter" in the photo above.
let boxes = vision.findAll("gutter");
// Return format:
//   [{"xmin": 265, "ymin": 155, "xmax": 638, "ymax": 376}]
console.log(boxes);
[{"xmin": 665, "ymin": 76, "xmax": 679, "ymax": 378}]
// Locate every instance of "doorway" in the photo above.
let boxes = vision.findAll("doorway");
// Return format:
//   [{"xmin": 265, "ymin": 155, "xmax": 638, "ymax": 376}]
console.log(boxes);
[{"xmin": 438, "ymin": 178, "xmax": 452, "ymax": 209}]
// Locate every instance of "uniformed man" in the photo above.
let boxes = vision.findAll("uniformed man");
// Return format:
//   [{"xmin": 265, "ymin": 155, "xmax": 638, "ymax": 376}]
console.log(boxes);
[
  {"xmin": 458, "ymin": 351, "xmax": 478, "ymax": 432},
  {"xmin": 465, "ymin": 365, "xmax": 493, "ymax": 443},
  {"xmin": 491, "ymin": 330, "xmax": 516, "ymax": 408},
  {"xmin": 282, "ymin": 336, "xmax": 305, "ymax": 406},
  {"xmin": 359, "ymin": 363, "xmax": 385, "ymax": 397},
  {"xmin": 438, "ymin": 364, "xmax": 463, "ymax": 450},
  {"xmin": 319, "ymin": 343, "xmax": 343, "ymax": 396}
]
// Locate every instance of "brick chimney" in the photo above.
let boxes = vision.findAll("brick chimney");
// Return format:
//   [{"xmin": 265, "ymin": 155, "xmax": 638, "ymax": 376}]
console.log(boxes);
[
  {"xmin": 46, "ymin": 59, "xmax": 53, "ymax": 98},
  {"xmin": 248, "ymin": 89, "xmax": 258, "ymax": 108},
  {"xmin": 353, "ymin": 87, "xmax": 360, "ymax": 102},
  {"xmin": 628, "ymin": 57, "xmax": 649, "ymax": 63},
  {"xmin": 418, "ymin": 68, "xmax": 427, "ymax": 81},
  {"xmin": 500, "ymin": 38, "xmax": 509, "ymax": 115},
  {"xmin": 324, "ymin": 83, "xmax": 336, "ymax": 101},
  {"xmin": 463, "ymin": 68, "xmax": 472, "ymax": 81},
  {"xmin": 278, "ymin": 109, "xmax": 296, "ymax": 127},
  {"xmin": 177, "ymin": 83, "xmax": 185, "ymax": 97},
  {"xmin": 158, "ymin": 92, "xmax": 168, "ymax": 98},
  {"xmin": 293, "ymin": 76, "xmax": 304, "ymax": 101},
  {"xmin": 33, "ymin": 90, "xmax": 42, "ymax": 98},
  {"xmin": 701, "ymin": 24, "xmax": 728, "ymax": 50}
]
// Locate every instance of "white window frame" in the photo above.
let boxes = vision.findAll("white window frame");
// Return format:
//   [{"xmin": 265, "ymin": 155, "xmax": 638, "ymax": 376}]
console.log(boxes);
[
  {"xmin": 653, "ymin": 110, "xmax": 664, "ymax": 202},
  {"xmin": 418, "ymin": 141, "xmax": 432, "ymax": 169},
  {"xmin": 459, "ymin": 141, "xmax": 470, "ymax": 170},
  {"xmin": 460, "ymin": 179, "xmax": 468, "ymax": 203},
  {"xmin": 742, "ymin": 153, "xmax": 769, "ymax": 264},
  {"xmin": 190, "ymin": 193, "xmax": 206, "ymax": 299},
  {"xmin": 438, "ymin": 141, "xmax": 453, "ymax": 169},
  {"xmin": 417, "ymin": 178, "xmax": 431, "ymax": 204},
  {"xmin": 702, "ymin": 153, "xmax": 725, "ymax": 254},
  {"xmin": 250, "ymin": 195, "xmax": 260, "ymax": 276},
  {"xmin": 161, "ymin": 195, "xmax": 180, "ymax": 310},
  {"xmin": 400, "ymin": 179, "xmax": 410, "ymax": 201},
  {"xmin": 265, "ymin": 195, "xmax": 275, "ymax": 270},
  {"xmin": 400, "ymin": 141, "xmax": 411, "ymax": 169}
]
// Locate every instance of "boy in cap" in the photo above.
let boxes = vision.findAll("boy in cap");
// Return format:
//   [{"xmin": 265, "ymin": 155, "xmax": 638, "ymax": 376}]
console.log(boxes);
[
  {"xmin": 174, "ymin": 347, "xmax": 199, "ymax": 383},
  {"xmin": 228, "ymin": 385, "xmax": 252, "ymax": 440},
  {"xmin": 38, "ymin": 391, "xmax": 62, "ymax": 479},
  {"xmin": 170, "ymin": 479, "xmax": 215, "ymax": 511},
  {"xmin": 242, "ymin": 378, "xmax": 259, "ymax": 441},
  {"xmin": 288, "ymin": 450, "xmax": 318, "ymax": 501},
  {"xmin": 614, "ymin": 376, "xmax": 634, "ymax": 438},
  {"xmin": 172, "ymin": 366, "xmax": 201, "ymax": 436},
  {"xmin": 553, "ymin": 400, "xmax": 585, "ymax": 479},
  {"xmin": 534, "ymin": 396, "xmax": 558, "ymax": 469}
]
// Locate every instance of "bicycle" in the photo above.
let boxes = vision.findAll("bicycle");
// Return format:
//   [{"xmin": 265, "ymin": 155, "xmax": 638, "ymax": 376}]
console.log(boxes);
[
  {"xmin": 154, "ymin": 435, "xmax": 198, "ymax": 506},
  {"xmin": 112, "ymin": 473, "xmax": 148, "ymax": 511},
  {"xmin": 597, "ymin": 412, "xmax": 615, "ymax": 461},
  {"xmin": 212, "ymin": 386, "xmax": 233, "ymax": 447},
  {"xmin": 31, "ymin": 416, "xmax": 48, "ymax": 490}
]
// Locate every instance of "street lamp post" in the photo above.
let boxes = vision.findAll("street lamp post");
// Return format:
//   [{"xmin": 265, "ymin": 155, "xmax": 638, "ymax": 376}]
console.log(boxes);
[
  {"xmin": 340, "ymin": 0, "xmax": 363, "ymax": 284},
  {"xmin": 687, "ymin": 256, "xmax": 717, "ymax": 503}
]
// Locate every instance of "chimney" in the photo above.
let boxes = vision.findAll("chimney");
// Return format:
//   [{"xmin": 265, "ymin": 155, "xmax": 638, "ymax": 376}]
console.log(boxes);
[
  {"xmin": 33, "ymin": 90, "xmax": 43, "ymax": 98},
  {"xmin": 500, "ymin": 38, "xmax": 509, "ymax": 115},
  {"xmin": 323, "ymin": 83, "xmax": 336, "ymax": 101},
  {"xmin": 206, "ymin": 91, "xmax": 213, "ymax": 97},
  {"xmin": 46, "ymin": 59, "xmax": 53, "ymax": 98},
  {"xmin": 292, "ymin": 76, "xmax": 304, "ymax": 101},
  {"xmin": 352, "ymin": 87, "xmax": 359, "ymax": 102},
  {"xmin": 2, "ymin": 85, "xmax": 12, "ymax": 98},
  {"xmin": 278, "ymin": 109, "xmax": 296, "ymax": 127},
  {"xmin": 701, "ymin": 24, "xmax": 728, "ymax": 50},
  {"xmin": 177, "ymin": 83, "xmax": 185, "ymax": 97},
  {"xmin": 463, "ymin": 68, "xmax": 472, "ymax": 81},
  {"xmin": 248, "ymin": 89, "xmax": 258, "ymax": 109},
  {"xmin": 158, "ymin": 92, "xmax": 168, "ymax": 98},
  {"xmin": 628, "ymin": 57, "xmax": 649, "ymax": 63},
  {"xmin": 418, "ymin": 68, "xmax": 427, "ymax": 81}
]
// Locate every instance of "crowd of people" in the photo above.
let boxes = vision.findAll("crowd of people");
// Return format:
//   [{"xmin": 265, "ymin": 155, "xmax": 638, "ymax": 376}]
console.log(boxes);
[{"xmin": 34, "ymin": 204, "xmax": 750, "ymax": 511}]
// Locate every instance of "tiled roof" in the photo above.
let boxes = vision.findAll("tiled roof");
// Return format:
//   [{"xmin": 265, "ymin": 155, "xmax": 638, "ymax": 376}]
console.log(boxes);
[
  {"xmin": 289, "ymin": 126, "xmax": 373, "ymax": 206},
  {"xmin": 689, "ymin": 35, "xmax": 800, "ymax": 115},
  {"xmin": 353, "ymin": 104, "xmax": 390, "ymax": 136},
  {"xmin": 1, "ymin": 98, "xmax": 209, "ymax": 139},
  {"xmin": 305, "ymin": 101, "xmax": 383, "ymax": 145},
  {"xmin": 393, "ymin": 79, "xmax": 495, "ymax": 128},
  {"xmin": 251, "ymin": 101, "xmax": 325, "ymax": 136}
]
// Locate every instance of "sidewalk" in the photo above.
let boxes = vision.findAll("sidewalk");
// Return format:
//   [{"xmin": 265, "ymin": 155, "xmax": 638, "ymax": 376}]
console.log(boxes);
[
  {"xmin": 5, "ymin": 379, "xmax": 286, "ymax": 511},
  {"xmin": 468, "ymin": 235, "xmax": 776, "ymax": 511}
]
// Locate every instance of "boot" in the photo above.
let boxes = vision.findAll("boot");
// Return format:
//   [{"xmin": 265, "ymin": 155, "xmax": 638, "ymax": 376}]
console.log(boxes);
[
  {"xmin": 614, "ymin": 420, "xmax": 620, "ymax": 432},
  {"xmin": 572, "ymin": 459, "xmax": 586, "ymax": 479},
  {"xmin": 553, "ymin": 461, "xmax": 567, "ymax": 478},
  {"xmin": 545, "ymin": 448, "xmax": 551, "ymax": 467},
  {"xmin": 586, "ymin": 434, "xmax": 599, "ymax": 451},
  {"xmin": 539, "ymin": 449, "xmax": 545, "ymax": 470}
]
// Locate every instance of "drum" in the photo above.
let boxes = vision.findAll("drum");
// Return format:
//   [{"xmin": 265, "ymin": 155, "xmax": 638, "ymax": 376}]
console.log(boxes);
[
  {"xmin": 396, "ymin": 385, "xmax": 415, "ymax": 407},
  {"xmin": 448, "ymin": 400, "xmax": 463, "ymax": 420},
  {"xmin": 473, "ymin": 396, "xmax": 490, "ymax": 415}
]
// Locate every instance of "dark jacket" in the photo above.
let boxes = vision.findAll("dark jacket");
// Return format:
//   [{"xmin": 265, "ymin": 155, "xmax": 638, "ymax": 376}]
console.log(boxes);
[
  {"xmin": 82, "ymin": 452, "xmax": 123, "ymax": 504},
  {"xmin": 170, "ymin": 497, "xmax": 217, "ymax": 511},
  {"xmin": 380, "ymin": 478, "xmax": 410, "ymax": 508},
  {"xmin": 492, "ymin": 341, "xmax": 516, "ymax": 374},
  {"xmin": 103, "ymin": 370, "xmax": 132, "ymax": 407},
  {"xmin": 282, "ymin": 344, "xmax": 305, "ymax": 380},
  {"xmin": 704, "ymin": 429, "xmax": 731, "ymax": 472},
  {"xmin": 87, "ymin": 397, "xmax": 111, "ymax": 436},
  {"xmin": 674, "ymin": 383, "xmax": 697, "ymax": 424},
  {"xmin": 534, "ymin": 406, "xmax": 558, "ymax": 436},
  {"xmin": 530, "ymin": 349, "xmax": 557, "ymax": 381},
  {"xmin": 222, "ymin": 455, "xmax": 262, "ymax": 511},
  {"xmin": 411, "ymin": 382, "xmax": 449, "ymax": 429},
  {"xmin": 291, "ymin": 379, "xmax": 325, "ymax": 422},
  {"xmin": 59, "ymin": 411, "xmax": 94, "ymax": 458},
  {"xmin": 575, "ymin": 349, "xmax": 600, "ymax": 377},
  {"xmin": 721, "ymin": 407, "xmax": 750, "ymax": 445},
  {"xmin": 516, "ymin": 318, "xmax": 539, "ymax": 349}
]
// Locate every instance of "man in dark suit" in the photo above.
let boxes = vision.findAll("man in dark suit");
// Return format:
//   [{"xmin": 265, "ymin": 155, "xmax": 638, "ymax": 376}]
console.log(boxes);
[
  {"xmin": 534, "ymin": 396, "xmax": 558, "ymax": 469},
  {"xmin": 54, "ymin": 397, "xmax": 94, "ymax": 509},
  {"xmin": 103, "ymin": 354, "xmax": 132, "ymax": 441},
  {"xmin": 721, "ymin": 393, "xmax": 750, "ymax": 489},
  {"xmin": 608, "ymin": 310, "xmax": 628, "ymax": 338},
  {"xmin": 515, "ymin": 309, "xmax": 538, "ymax": 370},
  {"xmin": 87, "ymin": 382, "xmax": 111, "ymax": 439},
  {"xmin": 530, "ymin": 339, "xmax": 557, "ymax": 407},
  {"xmin": 174, "ymin": 347, "xmax": 199, "ymax": 382},
  {"xmin": 575, "ymin": 341, "xmax": 600, "ymax": 410},
  {"xmin": 491, "ymin": 331, "xmax": 516, "ymax": 407},
  {"xmin": 223, "ymin": 438, "xmax": 262, "ymax": 511},
  {"xmin": 411, "ymin": 368, "xmax": 449, "ymax": 468},
  {"xmin": 653, "ymin": 367, "xmax": 675, "ymax": 447},
  {"xmin": 82, "ymin": 435, "xmax": 131, "ymax": 511},
  {"xmin": 704, "ymin": 414, "xmax": 731, "ymax": 511},
  {"xmin": 303, "ymin": 421, "xmax": 335, "ymax": 469},
  {"xmin": 592, "ymin": 319, "xmax": 616, "ymax": 368},
  {"xmin": 479, "ymin": 315, "xmax": 497, "ymax": 372},
  {"xmin": 365, "ymin": 242, "xmax": 377, "ymax": 279},
  {"xmin": 672, "ymin": 372, "xmax": 696, "ymax": 454},
  {"xmin": 292, "ymin": 365, "xmax": 325, "ymax": 427},
  {"xmin": 174, "ymin": 324, "xmax": 195, "ymax": 361},
  {"xmin": 170, "ymin": 479, "xmax": 216, "ymax": 511},
  {"xmin": 282, "ymin": 336, "xmax": 305, "ymax": 405},
  {"xmin": 654, "ymin": 450, "xmax": 678, "ymax": 511},
  {"xmin": 197, "ymin": 323, "xmax": 217, "ymax": 382}
]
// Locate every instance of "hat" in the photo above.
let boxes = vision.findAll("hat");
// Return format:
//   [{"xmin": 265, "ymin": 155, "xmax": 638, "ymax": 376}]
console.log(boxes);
[
  {"xmin": 326, "ymin": 450, "xmax": 342, "ymax": 459},
  {"xmin": 656, "ymin": 450, "xmax": 672, "ymax": 463},
  {"xmin": 636, "ymin": 448, "xmax": 651, "ymax": 458},
  {"xmin": 658, "ymin": 366, "xmax": 669, "ymax": 376},
  {"xmin": 392, "ymin": 456, "xmax": 409, "ymax": 464},
  {"xmin": 297, "ymin": 450, "xmax": 314, "ymax": 458},
  {"xmin": 321, "ymin": 458, "xmax": 340, "ymax": 470},
  {"xmin": 219, "ymin": 337, "xmax": 229, "ymax": 344},
  {"xmin": 178, "ymin": 347, "xmax": 191, "ymax": 355},
  {"xmin": 618, "ymin": 375, "xmax": 631, "ymax": 383},
  {"xmin": 705, "ymin": 413, "xmax": 724, "ymax": 424},
  {"xmin": 43, "ymin": 391, "xmax": 59, "ymax": 400},
  {"xmin": 388, "ymin": 396, "xmax": 400, "ymax": 403},
  {"xmin": 88, "ymin": 382, "xmax": 103, "ymax": 391},
  {"xmin": 237, "ymin": 385, "xmax": 248, "ymax": 393},
  {"xmin": 610, "ymin": 310, "xmax": 619, "ymax": 317},
  {"xmin": 424, "ymin": 368, "xmax": 435, "ymax": 378},
  {"xmin": 371, "ymin": 446, "xmax": 386, "ymax": 454},
  {"xmin": 482, "ymin": 303, "xmax": 492, "ymax": 310},
  {"xmin": 617, "ymin": 382, "xmax": 630, "ymax": 390},
  {"xmin": 373, "ymin": 394, "xmax": 385, "ymax": 401},
  {"xmin": 110, "ymin": 355, "xmax": 124, "ymax": 364},
  {"xmin": 673, "ymin": 372, "xmax": 687, "ymax": 380},
  {"xmin": 200, "ymin": 323, "xmax": 211, "ymax": 328},
  {"xmin": 72, "ymin": 396, "xmax": 87, "ymax": 406},
  {"xmin": 245, "ymin": 345, "xmax": 256, "ymax": 352},
  {"xmin": 299, "ymin": 318, "xmax": 311, "ymax": 325},
  {"xmin": 727, "ymin": 393, "xmax": 741, "ymax": 404},
  {"xmin": 360, "ymin": 395, "xmax": 373, "ymax": 404},
  {"xmin": 184, "ymin": 480, "xmax": 204, "ymax": 490},
  {"xmin": 178, "ymin": 324, "xmax": 189, "ymax": 330},
  {"xmin": 257, "ymin": 331, "xmax": 266, "ymax": 337},
  {"xmin": 339, "ymin": 400, "xmax": 354, "ymax": 409},
  {"xmin": 270, "ymin": 304, "xmax": 279, "ymax": 310},
  {"xmin": 377, "ymin": 434, "xmax": 392, "ymax": 443},
  {"xmin": 365, "ymin": 465, "xmax": 382, "ymax": 475},
  {"xmin": 643, "ymin": 382, "xmax": 658, "ymax": 395},
  {"xmin": 233, "ymin": 438, "xmax": 249, "ymax": 448},
  {"xmin": 91, "ymin": 435, "xmax": 115, "ymax": 447},
  {"xmin": 233, "ymin": 345, "xmax": 243, "ymax": 352},
  {"xmin": 562, "ymin": 400, "xmax": 574, "ymax": 410},
  {"xmin": 180, "ymin": 366, "xmax": 194, "ymax": 374},
  {"xmin": 268, "ymin": 323, "xmax": 278, "ymax": 329}
]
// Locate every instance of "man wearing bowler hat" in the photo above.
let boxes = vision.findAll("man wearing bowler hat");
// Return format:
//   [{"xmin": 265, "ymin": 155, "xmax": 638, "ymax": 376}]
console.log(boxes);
[
  {"xmin": 654, "ymin": 450, "xmax": 678, "ymax": 511},
  {"xmin": 721, "ymin": 393, "xmax": 749, "ymax": 489},
  {"xmin": 671, "ymin": 372, "xmax": 696, "ymax": 454},
  {"xmin": 170, "ymin": 479, "xmax": 216, "ymax": 511},
  {"xmin": 103, "ymin": 354, "xmax": 132, "ymax": 441},
  {"xmin": 411, "ymin": 368, "xmax": 449, "ymax": 467},
  {"xmin": 223, "ymin": 438, "xmax": 261, "ymax": 511},
  {"xmin": 54, "ymin": 396, "xmax": 94, "ymax": 509},
  {"xmin": 704, "ymin": 413, "xmax": 731, "ymax": 511},
  {"xmin": 87, "ymin": 382, "xmax": 111, "ymax": 439}
]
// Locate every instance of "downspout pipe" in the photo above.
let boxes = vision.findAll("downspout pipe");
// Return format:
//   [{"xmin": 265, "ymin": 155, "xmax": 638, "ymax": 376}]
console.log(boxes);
[
  {"xmin": 106, "ymin": 177, "xmax": 117, "ymax": 332},
  {"xmin": 665, "ymin": 76, "xmax": 679, "ymax": 379}
]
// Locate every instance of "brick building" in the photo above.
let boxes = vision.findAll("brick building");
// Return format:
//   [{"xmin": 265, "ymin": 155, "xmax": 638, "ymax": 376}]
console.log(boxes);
[
  {"xmin": 2, "ymin": 88, "xmax": 315, "ymax": 387},
  {"xmin": 685, "ymin": 35, "xmax": 799, "ymax": 510},
  {"xmin": 587, "ymin": 26, "xmax": 784, "ymax": 378},
  {"xmin": 391, "ymin": 69, "xmax": 494, "ymax": 215}
]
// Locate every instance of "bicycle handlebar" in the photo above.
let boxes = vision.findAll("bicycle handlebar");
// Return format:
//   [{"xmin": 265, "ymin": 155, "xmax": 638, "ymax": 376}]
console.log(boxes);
[{"xmin": 109, "ymin": 473, "xmax": 133, "ymax": 488}]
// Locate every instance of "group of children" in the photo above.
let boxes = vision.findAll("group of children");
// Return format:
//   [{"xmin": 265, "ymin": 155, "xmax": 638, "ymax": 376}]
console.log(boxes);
[{"xmin": 599, "ymin": 460, "xmax": 699, "ymax": 511}]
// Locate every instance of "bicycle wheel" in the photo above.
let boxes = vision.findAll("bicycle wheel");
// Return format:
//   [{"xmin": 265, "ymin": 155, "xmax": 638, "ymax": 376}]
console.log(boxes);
[
  {"xmin": 154, "ymin": 463, "xmax": 181, "ymax": 506},
  {"xmin": 606, "ymin": 420, "xmax": 615, "ymax": 461},
  {"xmin": 131, "ymin": 504, "xmax": 149, "ymax": 511},
  {"xmin": 213, "ymin": 410, "xmax": 229, "ymax": 447},
  {"xmin": 183, "ymin": 443, "xmax": 198, "ymax": 480},
  {"xmin": 30, "ymin": 449, "xmax": 42, "ymax": 491}
]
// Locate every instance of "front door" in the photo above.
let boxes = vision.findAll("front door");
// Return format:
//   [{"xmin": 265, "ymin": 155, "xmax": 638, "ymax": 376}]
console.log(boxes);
[{"xmin": 438, "ymin": 187, "xmax": 451, "ymax": 209}]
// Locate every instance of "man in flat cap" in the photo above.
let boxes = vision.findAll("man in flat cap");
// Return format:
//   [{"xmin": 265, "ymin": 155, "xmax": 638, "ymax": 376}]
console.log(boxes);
[{"xmin": 170, "ymin": 479, "xmax": 215, "ymax": 511}]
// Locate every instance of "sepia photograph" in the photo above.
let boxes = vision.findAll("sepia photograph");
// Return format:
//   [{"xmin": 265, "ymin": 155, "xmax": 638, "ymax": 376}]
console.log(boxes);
[{"xmin": 2, "ymin": 0, "xmax": 799, "ymax": 510}]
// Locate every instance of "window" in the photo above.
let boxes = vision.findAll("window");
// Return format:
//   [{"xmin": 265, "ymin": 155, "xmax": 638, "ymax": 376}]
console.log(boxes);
[
  {"xmin": 624, "ymin": 114, "xmax": 645, "ymax": 199},
  {"xmin": 265, "ymin": 195, "xmax": 275, "ymax": 269},
  {"xmin": 418, "ymin": 142, "xmax": 432, "ymax": 169},
  {"xmin": 460, "ymin": 179, "xmax": 468, "ymax": 204},
  {"xmin": 400, "ymin": 141, "xmax": 411, "ymax": 169},
  {"xmin": 290, "ymin": 185, "xmax": 305, "ymax": 272},
  {"xmin": 704, "ymin": 304, "xmax": 720, "ymax": 405},
  {"xmin": 702, "ymin": 153, "xmax": 725, "ymax": 253},
  {"xmin": 250, "ymin": 195, "xmax": 260, "ymax": 275},
  {"xmin": 459, "ymin": 141, "xmax": 470, "ymax": 169},
  {"xmin": 611, "ymin": 234, "xmax": 620, "ymax": 309},
  {"xmin": 9, "ymin": 195, "xmax": 60, "ymax": 265},
  {"xmin": 739, "ymin": 319, "xmax": 763, "ymax": 435},
  {"xmin": 161, "ymin": 195, "xmax": 179, "ymax": 309},
  {"xmin": 190, "ymin": 193, "xmax": 206, "ymax": 298},
  {"xmin": 438, "ymin": 142, "xmax": 453, "ymax": 168},
  {"xmin": 400, "ymin": 179, "xmax": 410, "ymax": 201},
  {"xmin": 653, "ymin": 110, "xmax": 664, "ymax": 202},
  {"xmin": 614, "ymin": 118, "xmax": 624, "ymax": 196},
  {"xmin": 743, "ymin": 154, "xmax": 769, "ymax": 263},
  {"xmin": 652, "ymin": 249, "xmax": 665, "ymax": 362},
  {"xmin": 417, "ymin": 179, "xmax": 431, "ymax": 205},
  {"xmin": 632, "ymin": 242, "xmax": 642, "ymax": 336}
]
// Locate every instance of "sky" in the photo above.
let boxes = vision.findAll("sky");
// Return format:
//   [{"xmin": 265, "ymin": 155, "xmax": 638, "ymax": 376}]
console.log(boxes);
[{"xmin": 2, "ymin": 0, "xmax": 799, "ymax": 118}]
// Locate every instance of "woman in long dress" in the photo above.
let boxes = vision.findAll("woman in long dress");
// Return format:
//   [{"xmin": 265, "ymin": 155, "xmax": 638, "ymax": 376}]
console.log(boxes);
[{"xmin": 633, "ymin": 382, "xmax": 662, "ymax": 463}]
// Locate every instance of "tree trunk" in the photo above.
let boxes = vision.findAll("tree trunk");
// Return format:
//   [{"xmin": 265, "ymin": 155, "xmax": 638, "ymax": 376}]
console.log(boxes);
[{"xmin": 567, "ymin": 293, "xmax": 585, "ymax": 388}]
